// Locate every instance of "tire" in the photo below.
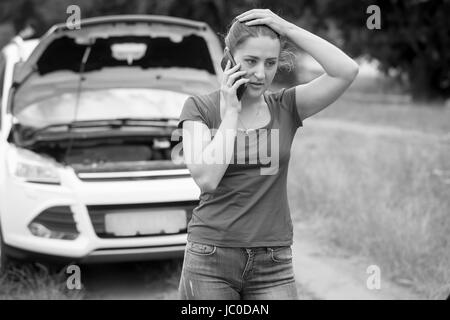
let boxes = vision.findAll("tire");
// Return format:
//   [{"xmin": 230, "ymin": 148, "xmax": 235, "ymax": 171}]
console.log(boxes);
[{"xmin": 0, "ymin": 224, "xmax": 13, "ymax": 274}]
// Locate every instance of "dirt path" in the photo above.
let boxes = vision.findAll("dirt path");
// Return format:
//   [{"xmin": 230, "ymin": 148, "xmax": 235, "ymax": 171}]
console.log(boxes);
[
  {"xmin": 290, "ymin": 118, "xmax": 430, "ymax": 299},
  {"xmin": 291, "ymin": 222, "xmax": 423, "ymax": 300}
]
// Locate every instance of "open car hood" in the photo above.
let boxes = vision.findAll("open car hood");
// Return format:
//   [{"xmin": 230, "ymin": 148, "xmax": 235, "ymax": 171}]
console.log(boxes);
[
  {"xmin": 11, "ymin": 15, "xmax": 223, "ymax": 115},
  {"xmin": 15, "ymin": 87, "xmax": 190, "ymax": 129}
]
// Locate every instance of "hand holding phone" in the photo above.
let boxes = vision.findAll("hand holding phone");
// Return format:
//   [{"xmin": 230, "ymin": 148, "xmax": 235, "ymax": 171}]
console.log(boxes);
[{"xmin": 221, "ymin": 47, "xmax": 248, "ymax": 101}]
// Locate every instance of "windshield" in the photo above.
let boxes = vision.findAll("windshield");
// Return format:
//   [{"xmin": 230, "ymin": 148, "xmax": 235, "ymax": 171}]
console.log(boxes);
[{"xmin": 15, "ymin": 88, "xmax": 189, "ymax": 129}]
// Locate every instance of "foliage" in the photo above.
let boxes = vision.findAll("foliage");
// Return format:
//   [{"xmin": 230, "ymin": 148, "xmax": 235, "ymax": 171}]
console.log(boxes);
[
  {"xmin": 315, "ymin": 0, "xmax": 450, "ymax": 101},
  {"xmin": 1, "ymin": 0, "xmax": 449, "ymax": 101}
]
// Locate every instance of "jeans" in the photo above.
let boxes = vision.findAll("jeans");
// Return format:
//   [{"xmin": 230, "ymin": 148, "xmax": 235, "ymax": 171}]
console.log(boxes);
[{"xmin": 178, "ymin": 240, "xmax": 298, "ymax": 300}]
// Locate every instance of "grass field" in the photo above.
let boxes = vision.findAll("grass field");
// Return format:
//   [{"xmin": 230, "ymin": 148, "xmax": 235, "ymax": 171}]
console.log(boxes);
[{"xmin": 287, "ymin": 85, "xmax": 450, "ymax": 299}]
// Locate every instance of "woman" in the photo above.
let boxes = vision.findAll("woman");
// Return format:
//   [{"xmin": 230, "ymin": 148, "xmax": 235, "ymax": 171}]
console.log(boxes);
[{"xmin": 177, "ymin": 9, "xmax": 359, "ymax": 300}]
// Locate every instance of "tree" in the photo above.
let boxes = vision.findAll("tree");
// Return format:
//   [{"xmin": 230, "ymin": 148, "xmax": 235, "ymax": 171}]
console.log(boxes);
[
  {"xmin": 314, "ymin": 0, "xmax": 450, "ymax": 102},
  {"xmin": 2, "ymin": 0, "xmax": 448, "ymax": 101}
]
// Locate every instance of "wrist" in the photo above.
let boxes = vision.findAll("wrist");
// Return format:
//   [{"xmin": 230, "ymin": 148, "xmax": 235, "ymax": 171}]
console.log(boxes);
[{"xmin": 283, "ymin": 22, "xmax": 299, "ymax": 37}]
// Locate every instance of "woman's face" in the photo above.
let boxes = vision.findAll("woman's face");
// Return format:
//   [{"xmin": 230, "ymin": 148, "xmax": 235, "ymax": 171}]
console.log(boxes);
[{"xmin": 233, "ymin": 36, "xmax": 280, "ymax": 99}]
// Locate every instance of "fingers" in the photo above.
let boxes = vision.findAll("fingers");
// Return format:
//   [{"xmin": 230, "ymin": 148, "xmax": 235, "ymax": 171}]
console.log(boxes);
[
  {"xmin": 231, "ymin": 78, "xmax": 250, "ymax": 91},
  {"xmin": 235, "ymin": 9, "xmax": 256, "ymax": 20},
  {"xmin": 224, "ymin": 62, "xmax": 241, "ymax": 75},
  {"xmin": 244, "ymin": 17, "xmax": 271, "ymax": 26},
  {"xmin": 222, "ymin": 63, "xmax": 243, "ymax": 86},
  {"xmin": 236, "ymin": 9, "xmax": 268, "ymax": 21},
  {"xmin": 226, "ymin": 70, "xmax": 247, "ymax": 86},
  {"xmin": 237, "ymin": 12, "xmax": 259, "ymax": 22},
  {"xmin": 224, "ymin": 60, "xmax": 231, "ymax": 71}
]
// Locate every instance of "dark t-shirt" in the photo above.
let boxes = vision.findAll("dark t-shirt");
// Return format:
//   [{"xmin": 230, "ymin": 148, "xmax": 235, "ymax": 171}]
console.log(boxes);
[{"xmin": 178, "ymin": 88, "xmax": 302, "ymax": 247}]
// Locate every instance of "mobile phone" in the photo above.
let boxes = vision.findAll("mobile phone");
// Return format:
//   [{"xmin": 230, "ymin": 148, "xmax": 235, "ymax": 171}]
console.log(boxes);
[{"xmin": 220, "ymin": 47, "xmax": 247, "ymax": 100}]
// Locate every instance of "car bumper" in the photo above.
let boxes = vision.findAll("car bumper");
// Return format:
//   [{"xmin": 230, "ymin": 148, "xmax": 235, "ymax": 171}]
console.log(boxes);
[
  {"xmin": 0, "ymin": 165, "xmax": 199, "ymax": 262},
  {"xmin": 4, "ymin": 242, "xmax": 186, "ymax": 264}
]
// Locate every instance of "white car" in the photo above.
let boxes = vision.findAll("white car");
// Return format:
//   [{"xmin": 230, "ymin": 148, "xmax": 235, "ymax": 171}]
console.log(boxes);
[{"xmin": 0, "ymin": 15, "xmax": 223, "ymax": 270}]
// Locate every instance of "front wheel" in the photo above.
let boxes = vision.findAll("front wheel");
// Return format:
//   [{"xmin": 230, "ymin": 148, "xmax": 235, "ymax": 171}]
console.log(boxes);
[{"xmin": 0, "ymin": 225, "xmax": 13, "ymax": 274}]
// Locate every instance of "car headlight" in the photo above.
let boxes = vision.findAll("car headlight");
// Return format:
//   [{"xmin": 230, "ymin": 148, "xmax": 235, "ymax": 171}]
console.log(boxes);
[{"xmin": 7, "ymin": 145, "xmax": 61, "ymax": 185}]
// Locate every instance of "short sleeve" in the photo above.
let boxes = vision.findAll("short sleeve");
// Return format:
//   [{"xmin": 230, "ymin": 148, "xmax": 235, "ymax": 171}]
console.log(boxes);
[
  {"xmin": 178, "ymin": 96, "xmax": 209, "ymax": 129},
  {"xmin": 279, "ymin": 87, "xmax": 302, "ymax": 128}
]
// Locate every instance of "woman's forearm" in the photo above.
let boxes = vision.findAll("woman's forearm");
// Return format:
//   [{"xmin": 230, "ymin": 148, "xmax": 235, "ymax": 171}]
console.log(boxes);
[
  {"xmin": 188, "ymin": 109, "xmax": 238, "ymax": 192},
  {"xmin": 285, "ymin": 24, "xmax": 359, "ymax": 81}
]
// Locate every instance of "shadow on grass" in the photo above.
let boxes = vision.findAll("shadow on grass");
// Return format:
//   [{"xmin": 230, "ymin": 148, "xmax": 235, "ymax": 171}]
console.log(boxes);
[{"xmin": 81, "ymin": 258, "xmax": 183, "ymax": 300}]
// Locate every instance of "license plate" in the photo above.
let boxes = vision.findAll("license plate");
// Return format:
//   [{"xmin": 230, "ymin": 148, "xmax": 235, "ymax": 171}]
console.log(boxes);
[{"xmin": 105, "ymin": 209, "xmax": 187, "ymax": 236}]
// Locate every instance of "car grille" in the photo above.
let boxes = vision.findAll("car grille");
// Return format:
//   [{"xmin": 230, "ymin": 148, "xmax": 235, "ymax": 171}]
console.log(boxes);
[
  {"xmin": 86, "ymin": 201, "xmax": 197, "ymax": 238},
  {"xmin": 76, "ymin": 169, "xmax": 191, "ymax": 181},
  {"xmin": 73, "ymin": 161, "xmax": 189, "ymax": 182}
]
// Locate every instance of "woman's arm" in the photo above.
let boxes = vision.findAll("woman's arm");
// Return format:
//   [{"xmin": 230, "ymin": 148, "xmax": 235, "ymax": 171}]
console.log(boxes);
[
  {"xmin": 285, "ymin": 26, "xmax": 359, "ymax": 82},
  {"xmin": 183, "ymin": 62, "xmax": 249, "ymax": 193},
  {"xmin": 237, "ymin": 9, "xmax": 359, "ymax": 120},
  {"xmin": 284, "ymin": 26, "xmax": 359, "ymax": 120},
  {"xmin": 183, "ymin": 109, "xmax": 238, "ymax": 193}
]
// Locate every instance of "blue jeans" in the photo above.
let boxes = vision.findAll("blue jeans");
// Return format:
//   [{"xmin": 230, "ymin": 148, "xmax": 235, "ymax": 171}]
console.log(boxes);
[{"xmin": 178, "ymin": 240, "xmax": 298, "ymax": 300}]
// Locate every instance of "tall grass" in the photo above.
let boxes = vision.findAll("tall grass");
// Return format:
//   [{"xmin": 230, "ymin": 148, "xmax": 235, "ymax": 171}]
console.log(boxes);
[
  {"xmin": 0, "ymin": 258, "xmax": 183, "ymax": 300},
  {"xmin": 0, "ymin": 262, "xmax": 85, "ymax": 300},
  {"xmin": 288, "ymin": 111, "xmax": 450, "ymax": 299}
]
